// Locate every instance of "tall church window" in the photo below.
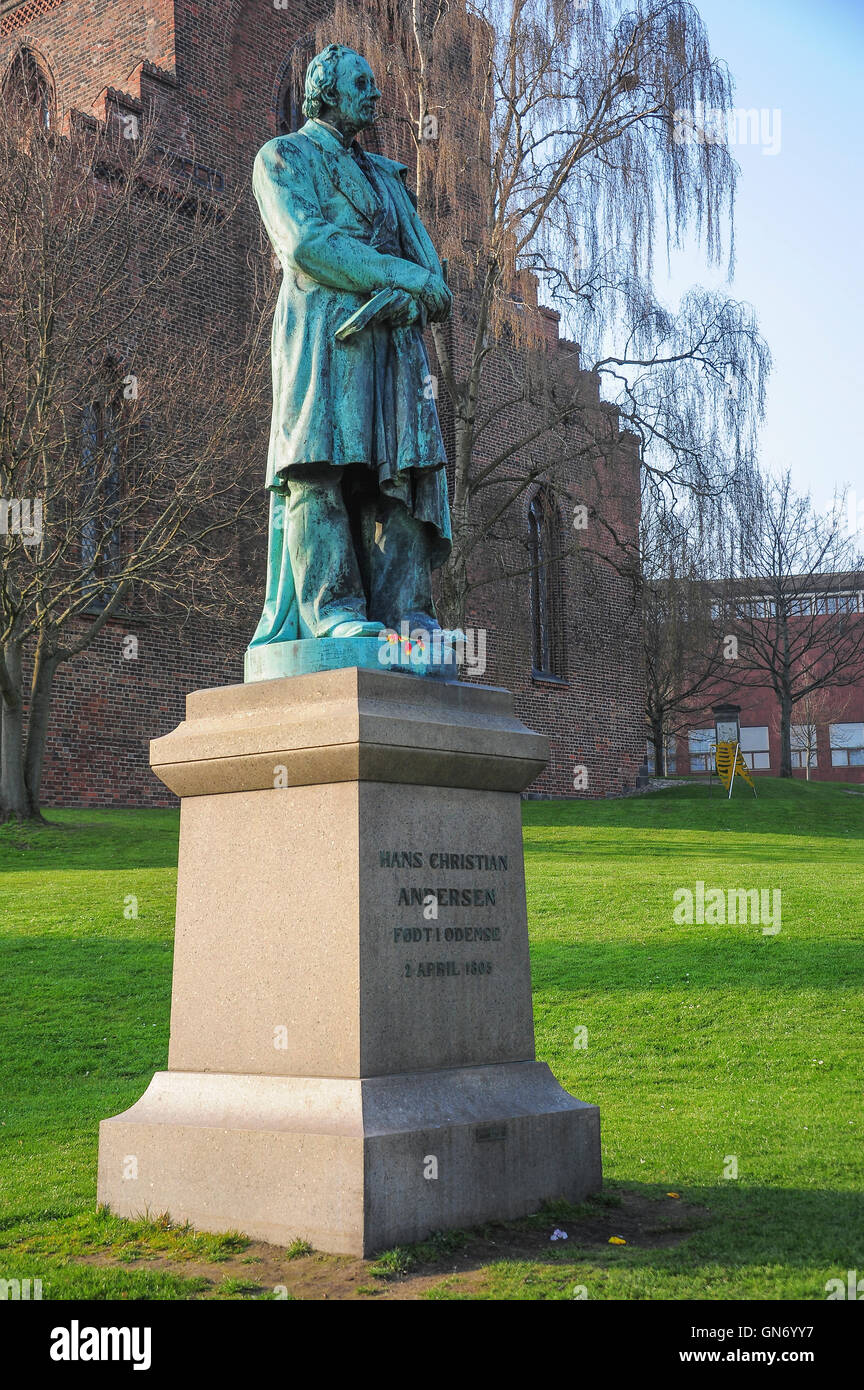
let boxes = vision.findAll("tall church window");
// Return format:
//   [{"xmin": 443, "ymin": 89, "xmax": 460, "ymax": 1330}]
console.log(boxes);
[
  {"xmin": 277, "ymin": 37, "xmax": 316, "ymax": 135},
  {"xmin": 528, "ymin": 488, "xmax": 563, "ymax": 679},
  {"xmin": 278, "ymin": 80, "xmax": 302, "ymax": 135},
  {"xmin": 81, "ymin": 397, "xmax": 122, "ymax": 607},
  {"xmin": 3, "ymin": 49, "xmax": 53, "ymax": 132}
]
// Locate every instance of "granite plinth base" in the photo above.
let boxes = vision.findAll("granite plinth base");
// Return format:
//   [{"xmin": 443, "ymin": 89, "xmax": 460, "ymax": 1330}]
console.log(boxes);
[{"xmin": 98, "ymin": 1064, "xmax": 600, "ymax": 1257}]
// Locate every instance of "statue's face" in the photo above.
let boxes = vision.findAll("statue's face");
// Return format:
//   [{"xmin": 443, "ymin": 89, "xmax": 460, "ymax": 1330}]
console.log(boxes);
[{"xmin": 327, "ymin": 52, "xmax": 381, "ymax": 133}]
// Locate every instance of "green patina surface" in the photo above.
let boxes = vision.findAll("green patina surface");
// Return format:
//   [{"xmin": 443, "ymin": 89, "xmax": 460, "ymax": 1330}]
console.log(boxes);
[
  {"xmin": 244, "ymin": 634, "xmax": 457, "ymax": 682},
  {"xmin": 247, "ymin": 47, "xmax": 454, "ymax": 663}
]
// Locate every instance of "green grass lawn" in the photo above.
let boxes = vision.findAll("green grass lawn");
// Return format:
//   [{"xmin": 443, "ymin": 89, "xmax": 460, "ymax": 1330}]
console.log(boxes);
[{"xmin": 1, "ymin": 778, "xmax": 862, "ymax": 1300}]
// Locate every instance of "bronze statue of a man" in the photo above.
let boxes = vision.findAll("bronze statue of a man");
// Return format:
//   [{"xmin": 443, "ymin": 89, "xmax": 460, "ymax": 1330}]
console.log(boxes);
[{"xmin": 248, "ymin": 43, "xmax": 454, "ymax": 650}]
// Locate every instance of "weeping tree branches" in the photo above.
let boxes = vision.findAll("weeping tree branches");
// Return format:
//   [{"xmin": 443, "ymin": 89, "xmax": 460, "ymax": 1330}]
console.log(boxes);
[{"xmin": 312, "ymin": 0, "xmax": 769, "ymax": 626}]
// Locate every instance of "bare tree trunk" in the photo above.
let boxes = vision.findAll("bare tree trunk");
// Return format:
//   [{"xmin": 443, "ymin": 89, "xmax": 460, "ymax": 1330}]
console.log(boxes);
[
  {"xmin": 778, "ymin": 688, "xmax": 793, "ymax": 779},
  {"xmin": 438, "ymin": 546, "xmax": 467, "ymax": 631},
  {"xmin": 23, "ymin": 639, "xmax": 59, "ymax": 818},
  {"xmin": 0, "ymin": 643, "xmax": 36, "ymax": 821},
  {"xmin": 437, "ymin": 409, "xmax": 473, "ymax": 630},
  {"xmin": 778, "ymin": 615, "xmax": 794, "ymax": 778},
  {"xmin": 651, "ymin": 719, "xmax": 666, "ymax": 777}
]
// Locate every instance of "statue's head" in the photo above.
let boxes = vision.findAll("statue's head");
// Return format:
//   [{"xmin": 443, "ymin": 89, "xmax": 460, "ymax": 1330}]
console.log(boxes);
[{"xmin": 302, "ymin": 45, "xmax": 381, "ymax": 135}]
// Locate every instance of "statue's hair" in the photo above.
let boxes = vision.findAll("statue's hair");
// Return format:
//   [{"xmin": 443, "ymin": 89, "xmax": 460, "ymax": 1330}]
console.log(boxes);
[{"xmin": 302, "ymin": 44, "xmax": 361, "ymax": 120}]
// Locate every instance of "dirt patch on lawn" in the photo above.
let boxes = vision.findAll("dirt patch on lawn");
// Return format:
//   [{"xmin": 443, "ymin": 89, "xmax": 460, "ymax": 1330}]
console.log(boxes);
[{"xmin": 75, "ymin": 1191, "xmax": 708, "ymax": 1301}]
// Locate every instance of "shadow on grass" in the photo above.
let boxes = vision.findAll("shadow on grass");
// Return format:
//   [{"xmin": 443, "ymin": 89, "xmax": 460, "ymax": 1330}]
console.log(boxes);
[
  {"xmin": 0, "ymin": 809, "xmax": 180, "ymax": 872},
  {"xmin": 528, "ymin": 937, "xmax": 864, "ymax": 990},
  {"xmin": 546, "ymin": 1182, "xmax": 864, "ymax": 1265},
  {"xmin": 526, "ymin": 834, "xmax": 864, "ymax": 862},
  {"xmin": 391, "ymin": 1182, "xmax": 864, "ymax": 1280},
  {"xmin": 523, "ymin": 779, "xmax": 864, "ymax": 842}
]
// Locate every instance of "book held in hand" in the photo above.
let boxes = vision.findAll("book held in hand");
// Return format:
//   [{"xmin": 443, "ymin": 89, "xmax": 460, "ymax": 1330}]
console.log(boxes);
[{"xmin": 335, "ymin": 287, "xmax": 401, "ymax": 341}]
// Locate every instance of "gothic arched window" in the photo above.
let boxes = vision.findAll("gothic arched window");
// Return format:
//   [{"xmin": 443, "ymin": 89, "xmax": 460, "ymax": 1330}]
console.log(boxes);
[
  {"xmin": 276, "ymin": 37, "xmax": 316, "ymax": 135},
  {"xmin": 278, "ymin": 80, "xmax": 302, "ymax": 135},
  {"xmin": 81, "ymin": 395, "xmax": 122, "ymax": 606},
  {"xmin": 3, "ymin": 49, "xmax": 54, "ymax": 132},
  {"xmin": 528, "ymin": 489, "xmax": 564, "ymax": 680}
]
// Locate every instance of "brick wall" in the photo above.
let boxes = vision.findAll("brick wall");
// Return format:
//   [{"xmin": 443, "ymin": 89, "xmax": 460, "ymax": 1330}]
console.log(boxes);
[{"xmin": 37, "ymin": 614, "xmax": 244, "ymax": 808}]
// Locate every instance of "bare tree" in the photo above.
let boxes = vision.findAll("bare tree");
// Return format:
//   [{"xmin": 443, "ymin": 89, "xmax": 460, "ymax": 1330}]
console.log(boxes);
[
  {"xmin": 789, "ymin": 687, "xmax": 853, "ymax": 783},
  {"xmin": 722, "ymin": 470, "xmax": 864, "ymax": 778},
  {"xmin": 0, "ymin": 87, "xmax": 272, "ymax": 820},
  {"xmin": 640, "ymin": 483, "xmax": 729, "ymax": 772},
  {"xmin": 308, "ymin": 0, "xmax": 770, "ymax": 625}
]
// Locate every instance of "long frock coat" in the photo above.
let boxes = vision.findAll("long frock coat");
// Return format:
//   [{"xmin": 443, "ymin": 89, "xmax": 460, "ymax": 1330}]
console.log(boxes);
[
  {"xmin": 249, "ymin": 119, "xmax": 452, "ymax": 645},
  {"xmin": 250, "ymin": 119, "xmax": 452, "ymax": 639}
]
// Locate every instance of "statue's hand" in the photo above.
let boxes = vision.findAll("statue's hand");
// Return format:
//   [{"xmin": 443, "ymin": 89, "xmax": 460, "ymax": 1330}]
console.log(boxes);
[
  {"xmin": 386, "ymin": 289, "xmax": 421, "ymax": 327},
  {"xmin": 419, "ymin": 272, "xmax": 452, "ymax": 323}
]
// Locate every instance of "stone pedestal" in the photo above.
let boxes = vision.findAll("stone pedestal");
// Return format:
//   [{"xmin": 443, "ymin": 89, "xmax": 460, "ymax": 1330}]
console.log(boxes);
[{"xmin": 97, "ymin": 668, "xmax": 601, "ymax": 1256}]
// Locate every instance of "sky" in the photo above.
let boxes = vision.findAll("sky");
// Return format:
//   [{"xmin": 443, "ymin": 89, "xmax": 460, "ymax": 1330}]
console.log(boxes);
[{"xmin": 654, "ymin": 0, "xmax": 863, "ymax": 516}]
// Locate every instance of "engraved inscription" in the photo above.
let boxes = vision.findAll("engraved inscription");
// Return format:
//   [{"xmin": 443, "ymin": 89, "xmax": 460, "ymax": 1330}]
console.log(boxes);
[
  {"xmin": 379, "ymin": 845, "xmax": 509, "ymax": 982},
  {"xmin": 475, "ymin": 1124, "xmax": 507, "ymax": 1143},
  {"xmin": 404, "ymin": 961, "xmax": 493, "ymax": 977}
]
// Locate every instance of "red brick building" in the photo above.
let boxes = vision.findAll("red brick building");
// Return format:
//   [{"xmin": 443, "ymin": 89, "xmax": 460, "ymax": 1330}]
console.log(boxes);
[
  {"xmin": 1, "ymin": 0, "xmax": 643, "ymax": 805},
  {"xmin": 647, "ymin": 579, "xmax": 864, "ymax": 784}
]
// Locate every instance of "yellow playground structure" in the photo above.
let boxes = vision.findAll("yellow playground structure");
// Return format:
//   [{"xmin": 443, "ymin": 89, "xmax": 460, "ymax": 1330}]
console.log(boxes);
[{"xmin": 710, "ymin": 740, "xmax": 757, "ymax": 798}]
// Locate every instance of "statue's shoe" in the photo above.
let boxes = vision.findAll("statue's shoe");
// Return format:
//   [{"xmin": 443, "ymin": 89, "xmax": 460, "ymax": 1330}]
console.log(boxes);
[
  {"xmin": 400, "ymin": 611, "xmax": 439, "ymax": 633},
  {"xmin": 401, "ymin": 615, "xmax": 466, "ymax": 649},
  {"xmin": 326, "ymin": 620, "xmax": 386, "ymax": 639}
]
